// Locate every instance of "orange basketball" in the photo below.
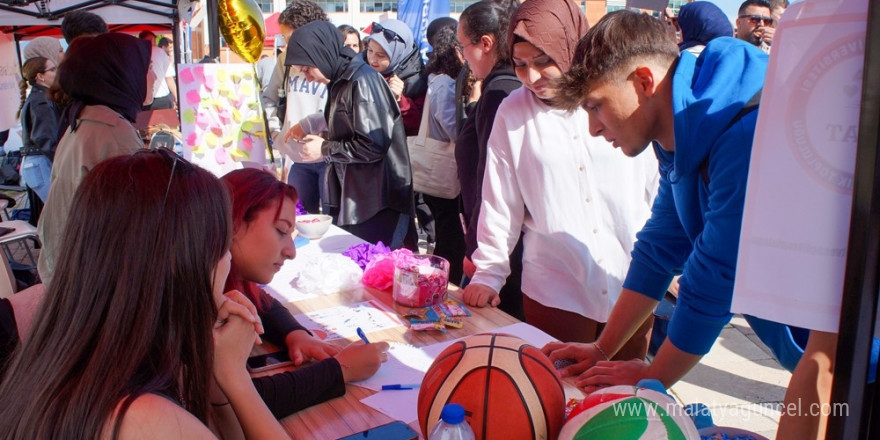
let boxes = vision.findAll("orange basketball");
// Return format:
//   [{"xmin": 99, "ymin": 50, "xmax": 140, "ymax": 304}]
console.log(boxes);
[{"xmin": 418, "ymin": 333, "xmax": 565, "ymax": 440}]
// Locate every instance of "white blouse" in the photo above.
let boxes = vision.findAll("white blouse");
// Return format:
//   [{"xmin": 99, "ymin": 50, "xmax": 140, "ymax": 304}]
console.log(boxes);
[{"xmin": 470, "ymin": 87, "xmax": 659, "ymax": 321}]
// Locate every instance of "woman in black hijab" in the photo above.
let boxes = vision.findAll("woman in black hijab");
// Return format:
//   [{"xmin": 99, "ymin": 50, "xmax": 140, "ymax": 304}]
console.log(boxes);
[
  {"xmin": 38, "ymin": 32, "xmax": 154, "ymax": 286},
  {"xmin": 284, "ymin": 21, "xmax": 416, "ymax": 250}
]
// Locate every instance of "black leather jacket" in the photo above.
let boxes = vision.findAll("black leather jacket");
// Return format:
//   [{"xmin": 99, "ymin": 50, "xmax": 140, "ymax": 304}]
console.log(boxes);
[
  {"xmin": 393, "ymin": 44, "xmax": 427, "ymax": 99},
  {"xmin": 20, "ymin": 85, "xmax": 60, "ymax": 158},
  {"xmin": 321, "ymin": 56, "xmax": 414, "ymax": 225}
]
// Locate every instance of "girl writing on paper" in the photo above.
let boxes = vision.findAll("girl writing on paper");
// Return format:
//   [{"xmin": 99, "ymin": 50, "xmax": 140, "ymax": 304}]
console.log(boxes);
[
  {"xmin": 221, "ymin": 168, "xmax": 389, "ymax": 418},
  {"xmin": 461, "ymin": 0, "xmax": 658, "ymax": 354},
  {"xmin": 0, "ymin": 151, "xmax": 288, "ymax": 439}
]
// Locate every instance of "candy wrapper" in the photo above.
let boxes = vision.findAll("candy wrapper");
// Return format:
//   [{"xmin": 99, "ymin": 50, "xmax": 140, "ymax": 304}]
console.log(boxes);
[
  {"xmin": 406, "ymin": 300, "xmax": 472, "ymax": 322},
  {"xmin": 295, "ymin": 200, "xmax": 308, "ymax": 216},
  {"xmin": 410, "ymin": 320, "xmax": 447, "ymax": 332},
  {"xmin": 343, "ymin": 241, "xmax": 392, "ymax": 270},
  {"xmin": 360, "ymin": 248, "xmax": 415, "ymax": 290},
  {"xmin": 290, "ymin": 254, "xmax": 363, "ymax": 295}
]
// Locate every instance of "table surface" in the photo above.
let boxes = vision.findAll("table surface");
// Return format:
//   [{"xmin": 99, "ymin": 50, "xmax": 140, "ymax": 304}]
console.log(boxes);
[{"xmin": 266, "ymin": 227, "xmax": 583, "ymax": 440}]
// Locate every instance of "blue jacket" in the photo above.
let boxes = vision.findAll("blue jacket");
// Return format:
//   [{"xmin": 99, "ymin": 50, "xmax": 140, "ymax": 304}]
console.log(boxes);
[{"xmin": 622, "ymin": 37, "xmax": 768, "ymax": 355}]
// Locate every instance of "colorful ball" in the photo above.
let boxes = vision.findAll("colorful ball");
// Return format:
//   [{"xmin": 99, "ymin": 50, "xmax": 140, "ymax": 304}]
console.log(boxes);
[
  {"xmin": 418, "ymin": 333, "xmax": 565, "ymax": 440},
  {"xmin": 558, "ymin": 385, "xmax": 700, "ymax": 440}
]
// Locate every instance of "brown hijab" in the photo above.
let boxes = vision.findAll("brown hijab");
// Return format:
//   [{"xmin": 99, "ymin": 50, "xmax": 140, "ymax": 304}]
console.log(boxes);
[{"xmin": 508, "ymin": 0, "xmax": 589, "ymax": 72}]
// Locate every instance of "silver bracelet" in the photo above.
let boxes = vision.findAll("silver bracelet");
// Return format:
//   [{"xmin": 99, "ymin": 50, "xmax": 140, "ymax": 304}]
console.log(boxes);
[{"xmin": 592, "ymin": 341, "xmax": 610, "ymax": 361}]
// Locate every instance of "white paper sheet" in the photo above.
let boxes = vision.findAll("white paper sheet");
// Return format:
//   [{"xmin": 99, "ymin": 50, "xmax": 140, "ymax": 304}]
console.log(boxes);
[
  {"xmin": 292, "ymin": 300, "xmax": 404, "ymax": 341},
  {"xmin": 357, "ymin": 322, "xmax": 559, "ymax": 423},
  {"xmin": 360, "ymin": 388, "xmax": 421, "ymax": 424},
  {"xmin": 353, "ymin": 342, "xmax": 436, "ymax": 391},
  {"xmin": 732, "ymin": 0, "xmax": 868, "ymax": 332}
]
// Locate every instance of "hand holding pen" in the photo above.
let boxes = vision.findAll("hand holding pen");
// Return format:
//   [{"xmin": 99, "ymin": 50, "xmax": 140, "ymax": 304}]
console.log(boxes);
[{"xmin": 333, "ymin": 327, "xmax": 390, "ymax": 383}]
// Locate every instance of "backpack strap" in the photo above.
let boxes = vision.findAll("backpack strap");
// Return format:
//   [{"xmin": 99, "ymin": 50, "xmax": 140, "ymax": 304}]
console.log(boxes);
[{"xmin": 700, "ymin": 89, "xmax": 763, "ymax": 185}]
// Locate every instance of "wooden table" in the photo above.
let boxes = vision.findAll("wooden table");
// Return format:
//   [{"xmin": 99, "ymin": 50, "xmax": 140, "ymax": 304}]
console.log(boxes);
[
  {"xmin": 265, "ymin": 228, "xmax": 583, "ymax": 439},
  {"xmin": 273, "ymin": 284, "xmax": 518, "ymax": 439}
]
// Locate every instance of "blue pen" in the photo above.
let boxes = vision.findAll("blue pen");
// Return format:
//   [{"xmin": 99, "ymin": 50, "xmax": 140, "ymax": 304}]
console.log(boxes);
[
  {"xmin": 356, "ymin": 327, "xmax": 370, "ymax": 344},
  {"xmin": 381, "ymin": 384, "xmax": 421, "ymax": 390}
]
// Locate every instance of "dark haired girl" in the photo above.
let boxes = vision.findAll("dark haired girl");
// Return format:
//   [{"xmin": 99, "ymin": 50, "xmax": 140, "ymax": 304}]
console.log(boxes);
[
  {"xmin": 221, "ymin": 168, "xmax": 389, "ymax": 418},
  {"xmin": 0, "ymin": 152, "xmax": 289, "ymax": 439},
  {"xmin": 455, "ymin": 0, "xmax": 524, "ymax": 319}
]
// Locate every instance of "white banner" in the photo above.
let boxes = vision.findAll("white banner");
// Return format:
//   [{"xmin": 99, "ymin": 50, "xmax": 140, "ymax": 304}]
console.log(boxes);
[
  {"xmin": 732, "ymin": 0, "xmax": 868, "ymax": 333},
  {"xmin": 0, "ymin": 33, "xmax": 20, "ymax": 132}
]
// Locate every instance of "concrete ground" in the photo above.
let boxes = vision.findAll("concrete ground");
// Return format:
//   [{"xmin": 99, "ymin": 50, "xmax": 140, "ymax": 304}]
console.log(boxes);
[{"xmin": 669, "ymin": 315, "xmax": 792, "ymax": 439}]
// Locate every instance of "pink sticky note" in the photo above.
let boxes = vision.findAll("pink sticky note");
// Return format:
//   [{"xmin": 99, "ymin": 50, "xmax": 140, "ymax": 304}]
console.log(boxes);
[
  {"xmin": 194, "ymin": 65, "xmax": 206, "ymax": 84},
  {"xmin": 195, "ymin": 111, "xmax": 211, "ymax": 130},
  {"xmin": 186, "ymin": 89, "xmax": 201, "ymax": 106},
  {"xmin": 215, "ymin": 147, "xmax": 229, "ymax": 165},
  {"xmin": 241, "ymin": 136, "xmax": 253, "ymax": 152},
  {"xmin": 179, "ymin": 67, "xmax": 195, "ymax": 83},
  {"xmin": 218, "ymin": 109, "xmax": 232, "ymax": 124},
  {"xmin": 186, "ymin": 132, "xmax": 199, "ymax": 147}
]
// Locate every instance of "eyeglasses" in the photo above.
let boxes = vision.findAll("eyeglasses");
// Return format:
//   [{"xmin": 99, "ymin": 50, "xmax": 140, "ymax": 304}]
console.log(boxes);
[
  {"xmin": 370, "ymin": 22, "xmax": 405, "ymax": 43},
  {"xmin": 459, "ymin": 39, "xmax": 477, "ymax": 51},
  {"xmin": 41, "ymin": 66, "xmax": 56, "ymax": 74},
  {"xmin": 137, "ymin": 146, "xmax": 193, "ymax": 205},
  {"xmin": 738, "ymin": 14, "xmax": 775, "ymax": 27}
]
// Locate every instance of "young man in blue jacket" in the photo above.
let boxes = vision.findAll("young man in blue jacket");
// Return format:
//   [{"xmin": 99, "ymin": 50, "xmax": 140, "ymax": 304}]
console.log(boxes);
[{"xmin": 542, "ymin": 10, "xmax": 768, "ymax": 391}]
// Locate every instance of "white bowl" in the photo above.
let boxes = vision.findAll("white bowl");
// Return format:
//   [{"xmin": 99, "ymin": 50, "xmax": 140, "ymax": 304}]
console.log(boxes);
[{"xmin": 295, "ymin": 214, "xmax": 332, "ymax": 239}]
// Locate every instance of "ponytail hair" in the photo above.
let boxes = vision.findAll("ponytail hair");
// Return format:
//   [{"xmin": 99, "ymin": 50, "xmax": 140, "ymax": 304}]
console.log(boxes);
[{"xmin": 16, "ymin": 57, "xmax": 47, "ymax": 120}]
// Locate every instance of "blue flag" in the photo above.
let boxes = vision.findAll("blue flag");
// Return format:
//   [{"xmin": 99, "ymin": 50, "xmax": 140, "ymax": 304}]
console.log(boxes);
[{"xmin": 397, "ymin": 0, "xmax": 451, "ymax": 62}]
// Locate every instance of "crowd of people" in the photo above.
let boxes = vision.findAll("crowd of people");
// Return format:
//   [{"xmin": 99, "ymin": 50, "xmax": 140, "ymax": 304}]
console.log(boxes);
[{"xmin": 1, "ymin": 0, "xmax": 854, "ymax": 438}]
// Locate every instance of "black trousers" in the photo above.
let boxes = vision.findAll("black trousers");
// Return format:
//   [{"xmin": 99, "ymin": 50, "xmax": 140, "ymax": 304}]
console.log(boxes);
[{"xmin": 422, "ymin": 194, "xmax": 465, "ymax": 284}]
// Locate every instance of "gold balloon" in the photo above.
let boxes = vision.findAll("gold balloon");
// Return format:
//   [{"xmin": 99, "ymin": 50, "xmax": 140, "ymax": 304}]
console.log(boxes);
[{"xmin": 218, "ymin": 0, "xmax": 265, "ymax": 63}]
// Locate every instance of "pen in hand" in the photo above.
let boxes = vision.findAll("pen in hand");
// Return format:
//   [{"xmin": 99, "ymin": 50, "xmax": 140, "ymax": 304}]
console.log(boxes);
[{"xmin": 357, "ymin": 327, "xmax": 370, "ymax": 344}]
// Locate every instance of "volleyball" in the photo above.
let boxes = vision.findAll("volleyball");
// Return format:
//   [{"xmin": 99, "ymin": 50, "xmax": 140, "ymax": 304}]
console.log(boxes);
[{"xmin": 558, "ymin": 384, "xmax": 700, "ymax": 440}]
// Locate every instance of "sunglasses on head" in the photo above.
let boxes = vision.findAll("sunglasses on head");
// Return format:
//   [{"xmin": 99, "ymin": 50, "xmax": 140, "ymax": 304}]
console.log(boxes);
[
  {"xmin": 739, "ymin": 14, "xmax": 775, "ymax": 27},
  {"xmin": 137, "ymin": 146, "xmax": 194, "ymax": 206},
  {"xmin": 370, "ymin": 22, "xmax": 405, "ymax": 43}
]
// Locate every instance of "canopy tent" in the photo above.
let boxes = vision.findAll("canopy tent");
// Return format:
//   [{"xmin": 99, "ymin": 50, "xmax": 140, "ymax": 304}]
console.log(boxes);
[
  {"xmin": 0, "ymin": 0, "xmax": 177, "ymax": 27},
  {"xmin": 0, "ymin": 0, "xmax": 177, "ymax": 39},
  {"xmin": 0, "ymin": 0, "xmax": 182, "ymax": 131},
  {"xmin": 1, "ymin": 22, "xmax": 171, "ymax": 40},
  {"xmin": 263, "ymin": 11, "xmax": 278, "ymax": 44}
]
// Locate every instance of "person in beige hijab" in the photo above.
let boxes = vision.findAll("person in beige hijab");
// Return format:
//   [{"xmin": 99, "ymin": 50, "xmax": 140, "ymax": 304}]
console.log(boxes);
[
  {"xmin": 22, "ymin": 37, "xmax": 63, "ymax": 66},
  {"xmin": 463, "ymin": 0, "xmax": 659, "ymax": 361}
]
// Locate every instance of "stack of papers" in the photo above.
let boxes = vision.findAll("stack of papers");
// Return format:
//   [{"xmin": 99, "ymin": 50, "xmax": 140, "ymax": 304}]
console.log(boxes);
[{"xmin": 357, "ymin": 322, "xmax": 559, "ymax": 423}]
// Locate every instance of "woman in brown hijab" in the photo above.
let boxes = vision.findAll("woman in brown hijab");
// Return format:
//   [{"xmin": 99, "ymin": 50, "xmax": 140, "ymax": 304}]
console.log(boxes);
[{"xmin": 461, "ymin": 0, "xmax": 660, "ymax": 369}]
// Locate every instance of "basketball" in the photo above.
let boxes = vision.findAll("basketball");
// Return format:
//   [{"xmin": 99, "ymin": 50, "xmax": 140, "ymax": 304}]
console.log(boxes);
[
  {"xmin": 558, "ymin": 384, "xmax": 700, "ymax": 440},
  {"xmin": 417, "ymin": 333, "xmax": 565, "ymax": 440}
]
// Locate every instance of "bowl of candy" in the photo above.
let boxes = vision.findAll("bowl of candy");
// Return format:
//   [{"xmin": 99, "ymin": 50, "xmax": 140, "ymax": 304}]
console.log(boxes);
[
  {"xmin": 392, "ymin": 255, "xmax": 450, "ymax": 307},
  {"xmin": 295, "ymin": 214, "xmax": 332, "ymax": 239}
]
